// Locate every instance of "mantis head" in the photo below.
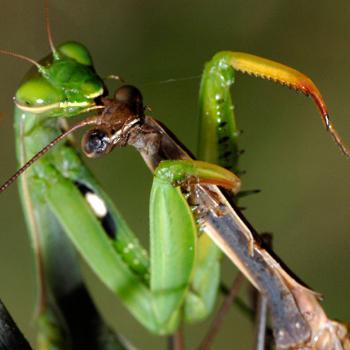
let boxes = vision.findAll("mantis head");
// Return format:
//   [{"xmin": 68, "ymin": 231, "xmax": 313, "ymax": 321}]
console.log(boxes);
[{"xmin": 14, "ymin": 41, "xmax": 105, "ymax": 117}]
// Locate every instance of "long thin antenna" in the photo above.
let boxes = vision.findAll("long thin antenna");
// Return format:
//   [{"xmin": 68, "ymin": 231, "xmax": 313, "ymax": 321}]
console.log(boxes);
[
  {"xmin": 44, "ymin": 0, "xmax": 57, "ymax": 57},
  {"xmin": 0, "ymin": 49, "xmax": 42, "ymax": 71},
  {"xmin": 0, "ymin": 116, "xmax": 99, "ymax": 193}
]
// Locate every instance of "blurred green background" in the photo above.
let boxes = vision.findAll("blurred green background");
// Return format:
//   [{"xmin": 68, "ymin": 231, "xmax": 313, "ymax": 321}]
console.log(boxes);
[{"xmin": 0, "ymin": 0, "xmax": 349, "ymax": 349}]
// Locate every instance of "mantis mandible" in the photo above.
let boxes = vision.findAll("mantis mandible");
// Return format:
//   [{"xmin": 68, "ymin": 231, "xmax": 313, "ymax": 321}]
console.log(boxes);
[{"xmin": 1, "ymin": 2, "xmax": 349, "ymax": 349}]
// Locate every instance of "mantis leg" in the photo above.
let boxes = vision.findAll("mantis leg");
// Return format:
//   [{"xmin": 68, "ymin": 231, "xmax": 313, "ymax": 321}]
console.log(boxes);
[
  {"xmin": 198, "ymin": 51, "xmax": 350, "ymax": 166},
  {"xmin": 151, "ymin": 160, "xmax": 241, "ymax": 326},
  {"xmin": 153, "ymin": 156, "xmax": 246, "ymax": 324},
  {"xmin": 16, "ymin": 109, "xmax": 131, "ymax": 349}
]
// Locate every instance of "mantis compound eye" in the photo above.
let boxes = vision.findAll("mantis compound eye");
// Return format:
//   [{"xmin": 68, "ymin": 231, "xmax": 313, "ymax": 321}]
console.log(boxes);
[{"xmin": 82, "ymin": 129, "xmax": 112, "ymax": 158}]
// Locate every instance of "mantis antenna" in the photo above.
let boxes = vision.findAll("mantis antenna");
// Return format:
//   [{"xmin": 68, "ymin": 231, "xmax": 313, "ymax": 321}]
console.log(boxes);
[
  {"xmin": 0, "ymin": 0, "xmax": 57, "ymax": 67},
  {"xmin": 44, "ymin": 0, "xmax": 57, "ymax": 57},
  {"xmin": 0, "ymin": 116, "xmax": 100, "ymax": 193},
  {"xmin": 0, "ymin": 49, "xmax": 43, "ymax": 71}
]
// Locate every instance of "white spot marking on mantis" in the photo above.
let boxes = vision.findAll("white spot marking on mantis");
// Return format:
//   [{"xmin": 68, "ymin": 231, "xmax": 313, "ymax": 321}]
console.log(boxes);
[{"xmin": 85, "ymin": 192, "xmax": 108, "ymax": 218}]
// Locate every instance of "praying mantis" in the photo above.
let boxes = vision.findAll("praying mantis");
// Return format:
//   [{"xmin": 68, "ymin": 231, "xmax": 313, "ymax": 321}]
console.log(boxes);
[{"xmin": 1, "ymin": 1, "xmax": 350, "ymax": 349}]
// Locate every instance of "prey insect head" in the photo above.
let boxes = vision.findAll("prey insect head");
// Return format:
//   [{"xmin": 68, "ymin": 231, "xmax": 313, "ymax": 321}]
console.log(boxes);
[
  {"xmin": 81, "ymin": 114, "xmax": 143, "ymax": 158},
  {"xmin": 82, "ymin": 84, "xmax": 146, "ymax": 158}
]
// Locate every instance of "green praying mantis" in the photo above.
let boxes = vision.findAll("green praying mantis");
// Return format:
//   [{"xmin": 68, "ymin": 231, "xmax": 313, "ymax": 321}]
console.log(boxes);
[{"xmin": 1, "ymin": 2, "xmax": 350, "ymax": 349}]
